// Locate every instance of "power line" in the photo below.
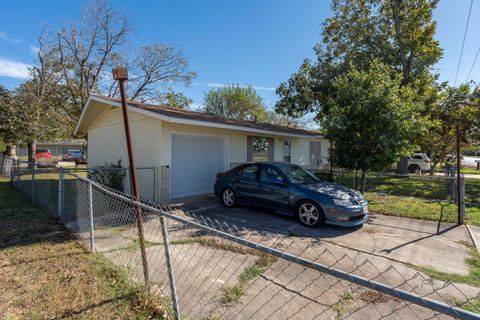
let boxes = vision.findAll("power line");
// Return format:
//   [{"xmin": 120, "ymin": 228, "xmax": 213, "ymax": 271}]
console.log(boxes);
[
  {"xmin": 466, "ymin": 46, "xmax": 480, "ymax": 83},
  {"xmin": 454, "ymin": 0, "xmax": 474, "ymax": 86}
]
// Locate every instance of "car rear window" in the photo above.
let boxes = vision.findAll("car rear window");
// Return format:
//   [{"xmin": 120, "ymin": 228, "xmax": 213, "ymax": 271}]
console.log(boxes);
[{"xmin": 36, "ymin": 149, "xmax": 49, "ymax": 153}]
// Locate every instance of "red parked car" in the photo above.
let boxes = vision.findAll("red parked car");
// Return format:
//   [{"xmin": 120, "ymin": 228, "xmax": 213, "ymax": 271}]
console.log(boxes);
[{"xmin": 35, "ymin": 148, "xmax": 52, "ymax": 159}]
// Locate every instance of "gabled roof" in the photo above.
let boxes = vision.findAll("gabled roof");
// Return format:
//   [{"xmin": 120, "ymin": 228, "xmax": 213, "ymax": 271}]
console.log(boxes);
[{"xmin": 74, "ymin": 94, "xmax": 322, "ymax": 139}]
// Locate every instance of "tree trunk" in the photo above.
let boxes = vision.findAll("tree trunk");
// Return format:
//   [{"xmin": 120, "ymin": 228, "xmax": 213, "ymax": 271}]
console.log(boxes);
[
  {"xmin": 5, "ymin": 145, "xmax": 16, "ymax": 158},
  {"xmin": 27, "ymin": 141, "xmax": 36, "ymax": 169},
  {"xmin": 359, "ymin": 171, "xmax": 367, "ymax": 195},
  {"xmin": 429, "ymin": 160, "xmax": 440, "ymax": 176},
  {"xmin": 396, "ymin": 156, "xmax": 409, "ymax": 175}
]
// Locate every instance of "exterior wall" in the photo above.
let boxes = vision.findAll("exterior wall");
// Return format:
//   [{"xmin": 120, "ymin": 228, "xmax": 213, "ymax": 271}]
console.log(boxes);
[
  {"xmin": 87, "ymin": 108, "xmax": 162, "ymax": 201},
  {"xmin": 87, "ymin": 107, "xmax": 330, "ymax": 201},
  {"xmin": 160, "ymin": 122, "xmax": 330, "ymax": 168}
]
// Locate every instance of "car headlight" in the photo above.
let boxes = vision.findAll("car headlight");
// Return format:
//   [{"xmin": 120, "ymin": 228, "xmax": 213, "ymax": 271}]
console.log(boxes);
[{"xmin": 333, "ymin": 198, "xmax": 354, "ymax": 207}]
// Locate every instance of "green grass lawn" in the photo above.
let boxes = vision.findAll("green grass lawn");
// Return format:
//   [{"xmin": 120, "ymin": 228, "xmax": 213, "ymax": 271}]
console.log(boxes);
[
  {"xmin": 461, "ymin": 168, "xmax": 480, "ymax": 175},
  {"xmin": 314, "ymin": 171, "xmax": 480, "ymax": 225},
  {"xmin": 326, "ymin": 171, "xmax": 480, "ymax": 203},
  {"xmin": 0, "ymin": 177, "xmax": 168, "ymax": 319},
  {"xmin": 365, "ymin": 193, "xmax": 480, "ymax": 225}
]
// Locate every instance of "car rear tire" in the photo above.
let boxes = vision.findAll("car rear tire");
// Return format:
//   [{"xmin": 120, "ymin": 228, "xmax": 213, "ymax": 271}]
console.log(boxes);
[
  {"xmin": 408, "ymin": 164, "xmax": 420, "ymax": 174},
  {"xmin": 222, "ymin": 187, "xmax": 236, "ymax": 207},
  {"xmin": 296, "ymin": 200, "xmax": 325, "ymax": 227}
]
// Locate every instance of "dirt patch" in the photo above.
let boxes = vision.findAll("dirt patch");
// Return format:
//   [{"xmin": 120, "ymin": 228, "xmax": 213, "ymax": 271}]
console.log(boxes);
[{"xmin": 358, "ymin": 290, "xmax": 401, "ymax": 304}]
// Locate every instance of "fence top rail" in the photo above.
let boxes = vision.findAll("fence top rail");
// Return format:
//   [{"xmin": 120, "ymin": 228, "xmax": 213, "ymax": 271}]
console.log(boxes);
[{"xmin": 63, "ymin": 170, "xmax": 480, "ymax": 320}]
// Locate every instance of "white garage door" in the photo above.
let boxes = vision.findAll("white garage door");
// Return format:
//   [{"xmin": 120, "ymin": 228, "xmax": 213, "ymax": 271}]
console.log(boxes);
[{"xmin": 171, "ymin": 134, "xmax": 226, "ymax": 198}]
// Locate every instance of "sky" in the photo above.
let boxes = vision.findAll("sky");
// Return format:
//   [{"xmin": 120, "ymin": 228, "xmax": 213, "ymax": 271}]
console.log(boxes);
[{"xmin": 0, "ymin": 0, "xmax": 479, "ymax": 110}]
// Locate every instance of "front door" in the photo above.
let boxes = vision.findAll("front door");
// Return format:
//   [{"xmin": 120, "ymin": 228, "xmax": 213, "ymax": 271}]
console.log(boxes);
[{"xmin": 309, "ymin": 141, "xmax": 322, "ymax": 168}]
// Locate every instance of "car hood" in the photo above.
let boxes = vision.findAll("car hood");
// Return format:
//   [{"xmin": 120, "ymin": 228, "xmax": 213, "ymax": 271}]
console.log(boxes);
[{"xmin": 301, "ymin": 182, "xmax": 363, "ymax": 200}]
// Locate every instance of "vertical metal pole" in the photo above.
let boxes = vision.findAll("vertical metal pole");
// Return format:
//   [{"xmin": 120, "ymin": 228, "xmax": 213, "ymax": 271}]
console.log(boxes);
[
  {"xmin": 57, "ymin": 169, "xmax": 64, "ymax": 218},
  {"xmin": 456, "ymin": 123, "xmax": 463, "ymax": 225},
  {"xmin": 31, "ymin": 165, "xmax": 35, "ymax": 202},
  {"xmin": 160, "ymin": 215, "xmax": 180, "ymax": 319},
  {"xmin": 113, "ymin": 67, "xmax": 150, "ymax": 288},
  {"xmin": 88, "ymin": 181, "xmax": 95, "ymax": 251},
  {"xmin": 460, "ymin": 176, "xmax": 466, "ymax": 224}
]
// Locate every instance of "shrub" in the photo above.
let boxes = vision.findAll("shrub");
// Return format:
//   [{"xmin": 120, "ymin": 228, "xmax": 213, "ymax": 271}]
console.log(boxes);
[{"xmin": 88, "ymin": 160, "xmax": 126, "ymax": 191}]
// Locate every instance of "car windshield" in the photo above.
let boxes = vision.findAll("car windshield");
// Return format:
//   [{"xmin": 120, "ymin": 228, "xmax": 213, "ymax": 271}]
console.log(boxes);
[
  {"xmin": 69, "ymin": 150, "xmax": 81, "ymax": 154},
  {"xmin": 279, "ymin": 165, "xmax": 320, "ymax": 185}
]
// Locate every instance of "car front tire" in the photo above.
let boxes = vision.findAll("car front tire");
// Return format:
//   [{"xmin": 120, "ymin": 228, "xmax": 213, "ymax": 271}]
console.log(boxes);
[
  {"xmin": 222, "ymin": 187, "xmax": 236, "ymax": 207},
  {"xmin": 296, "ymin": 200, "xmax": 325, "ymax": 227}
]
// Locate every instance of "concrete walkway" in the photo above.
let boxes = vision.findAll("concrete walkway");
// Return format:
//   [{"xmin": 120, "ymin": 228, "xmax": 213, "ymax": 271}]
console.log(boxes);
[{"xmin": 172, "ymin": 194, "xmax": 473, "ymax": 275}]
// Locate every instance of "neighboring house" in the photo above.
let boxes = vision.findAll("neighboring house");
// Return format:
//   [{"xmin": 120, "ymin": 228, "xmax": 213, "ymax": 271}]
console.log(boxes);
[
  {"xmin": 74, "ymin": 94, "xmax": 329, "ymax": 201},
  {"xmin": 16, "ymin": 139, "xmax": 86, "ymax": 157}
]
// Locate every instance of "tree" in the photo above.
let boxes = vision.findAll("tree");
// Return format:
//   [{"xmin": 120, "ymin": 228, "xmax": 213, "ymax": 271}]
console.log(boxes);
[
  {"xmin": 419, "ymin": 84, "xmax": 480, "ymax": 174},
  {"xmin": 7, "ymin": 79, "xmax": 72, "ymax": 165},
  {"xmin": 0, "ymin": 86, "xmax": 17, "ymax": 156},
  {"xmin": 45, "ymin": 0, "xmax": 195, "ymax": 109},
  {"xmin": 275, "ymin": 59, "xmax": 319, "ymax": 121},
  {"xmin": 156, "ymin": 91, "xmax": 193, "ymax": 109},
  {"xmin": 121, "ymin": 44, "xmax": 196, "ymax": 102},
  {"xmin": 204, "ymin": 84, "xmax": 268, "ymax": 121},
  {"xmin": 275, "ymin": 0, "xmax": 442, "ymax": 173},
  {"xmin": 325, "ymin": 62, "xmax": 424, "ymax": 193}
]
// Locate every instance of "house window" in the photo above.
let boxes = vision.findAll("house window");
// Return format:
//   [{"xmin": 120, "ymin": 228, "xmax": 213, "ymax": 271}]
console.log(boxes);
[
  {"xmin": 283, "ymin": 141, "xmax": 291, "ymax": 163},
  {"xmin": 247, "ymin": 136, "xmax": 274, "ymax": 162}
]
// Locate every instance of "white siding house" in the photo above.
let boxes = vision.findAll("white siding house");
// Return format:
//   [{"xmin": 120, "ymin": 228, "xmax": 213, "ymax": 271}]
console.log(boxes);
[{"xmin": 75, "ymin": 94, "xmax": 329, "ymax": 201}]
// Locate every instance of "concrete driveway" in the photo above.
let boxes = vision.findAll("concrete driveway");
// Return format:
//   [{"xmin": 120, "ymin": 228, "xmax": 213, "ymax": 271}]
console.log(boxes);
[{"xmin": 171, "ymin": 194, "xmax": 473, "ymax": 275}]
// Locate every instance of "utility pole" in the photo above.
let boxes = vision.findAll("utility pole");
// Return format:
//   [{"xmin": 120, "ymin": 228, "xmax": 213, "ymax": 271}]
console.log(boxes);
[{"xmin": 112, "ymin": 67, "xmax": 150, "ymax": 288}]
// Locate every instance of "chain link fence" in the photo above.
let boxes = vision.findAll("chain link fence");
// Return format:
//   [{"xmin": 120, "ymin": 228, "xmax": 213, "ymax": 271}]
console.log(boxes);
[
  {"xmin": 311, "ymin": 170, "xmax": 472, "ymax": 232},
  {"xmin": 1, "ymin": 154, "xmax": 480, "ymax": 319}
]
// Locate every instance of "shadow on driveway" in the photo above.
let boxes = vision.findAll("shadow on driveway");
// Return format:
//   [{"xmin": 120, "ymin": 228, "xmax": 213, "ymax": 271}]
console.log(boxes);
[{"xmin": 170, "ymin": 193, "xmax": 473, "ymax": 275}]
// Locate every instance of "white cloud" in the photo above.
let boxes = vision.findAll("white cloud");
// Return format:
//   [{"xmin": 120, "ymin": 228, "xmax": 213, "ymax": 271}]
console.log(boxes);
[
  {"xmin": 206, "ymin": 82, "xmax": 226, "ymax": 88},
  {"xmin": 0, "ymin": 58, "xmax": 32, "ymax": 79},
  {"xmin": 206, "ymin": 82, "xmax": 276, "ymax": 91},
  {"xmin": 0, "ymin": 32, "xmax": 22, "ymax": 45},
  {"xmin": 29, "ymin": 44, "xmax": 40, "ymax": 54},
  {"xmin": 251, "ymin": 85, "xmax": 276, "ymax": 91}
]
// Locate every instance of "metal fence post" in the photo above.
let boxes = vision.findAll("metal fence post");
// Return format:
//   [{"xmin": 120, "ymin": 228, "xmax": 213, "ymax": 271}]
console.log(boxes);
[
  {"xmin": 459, "ymin": 176, "xmax": 466, "ymax": 224},
  {"xmin": 57, "ymin": 169, "xmax": 64, "ymax": 218},
  {"xmin": 160, "ymin": 215, "xmax": 180, "ymax": 320},
  {"xmin": 31, "ymin": 165, "xmax": 35, "ymax": 202},
  {"xmin": 88, "ymin": 181, "xmax": 95, "ymax": 251}
]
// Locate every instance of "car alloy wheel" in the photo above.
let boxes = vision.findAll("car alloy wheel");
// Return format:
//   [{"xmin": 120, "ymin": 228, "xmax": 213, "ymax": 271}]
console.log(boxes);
[
  {"xmin": 297, "ymin": 201, "xmax": 324, "ymax": 227},
  {"xmin": 222, "ymin": 188, "xmax": 235, "ymax": 207}
]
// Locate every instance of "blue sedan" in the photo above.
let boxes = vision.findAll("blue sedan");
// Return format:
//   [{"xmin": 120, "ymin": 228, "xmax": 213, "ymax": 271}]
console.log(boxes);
[{"xmin": 214, "ymin": 162, "xmax": 368, "ymax": 228}]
